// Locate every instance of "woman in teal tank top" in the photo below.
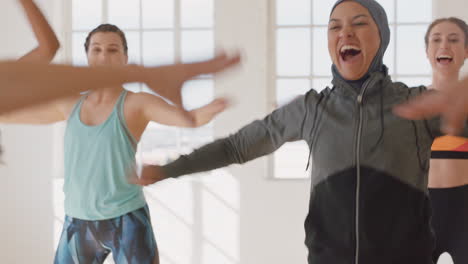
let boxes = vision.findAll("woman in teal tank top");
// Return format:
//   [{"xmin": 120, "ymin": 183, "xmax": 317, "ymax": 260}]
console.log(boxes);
[{"xmin": 54, "ymin": 24, "xmax": 233, "ymax": 264}]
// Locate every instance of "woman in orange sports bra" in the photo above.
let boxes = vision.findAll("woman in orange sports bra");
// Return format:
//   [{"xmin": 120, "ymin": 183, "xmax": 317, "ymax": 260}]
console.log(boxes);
[{"xmin": 426, "ymin": 17, "xmax": 468, "ymax": 264}]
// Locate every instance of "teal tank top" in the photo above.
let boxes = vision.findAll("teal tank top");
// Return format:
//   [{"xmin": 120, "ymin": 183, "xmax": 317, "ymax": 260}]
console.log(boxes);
[{"xmin": 63, "ymin": 90, "xmax": 146, "ymax": 220}]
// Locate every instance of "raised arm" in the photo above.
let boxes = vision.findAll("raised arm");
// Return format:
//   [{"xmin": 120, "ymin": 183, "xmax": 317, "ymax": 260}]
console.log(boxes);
[
  {"xmin": 0, "ymin": 62, "xmax": 138, "ymax": 115},
  {"xmin": 17, "ymin": 0, "xmax": 60, "ymax": 62}
]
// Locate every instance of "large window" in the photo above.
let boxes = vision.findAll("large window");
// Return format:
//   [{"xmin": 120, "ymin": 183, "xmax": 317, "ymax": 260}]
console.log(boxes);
[{"xmin": 271, "ymin": 0, "xmax": 433, "ymax": 179}]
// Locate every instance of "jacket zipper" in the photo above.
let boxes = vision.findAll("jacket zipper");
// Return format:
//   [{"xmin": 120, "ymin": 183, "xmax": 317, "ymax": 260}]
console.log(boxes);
[{"xmin": 354, "ymin": 79, "xmax": 372, "ymax": 264}]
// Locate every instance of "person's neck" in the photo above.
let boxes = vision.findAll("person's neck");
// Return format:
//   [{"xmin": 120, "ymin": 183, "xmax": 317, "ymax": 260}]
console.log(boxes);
[
  {"xmin": 87, "ymin": 87, "xmax": 123, "ymax": 103},
  {"xmin": 432, "ymin": 71, "xmax": 459, "ymax": 91}
]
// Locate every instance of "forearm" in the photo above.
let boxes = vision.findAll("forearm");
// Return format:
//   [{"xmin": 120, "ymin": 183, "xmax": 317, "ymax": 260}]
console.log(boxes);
[
  {"xmin": 148, "ymin": 99, "xmax": 225, "ymax": 128},
  {"xmin": 156, "ymin": 109, "xmax": 197, "ymax": 128},
  {"xmin": 161, "ymin": 119, "xmax": 286, "ymax": 178},
  {"xmin": 0, "ymin": 110, "xmax": 58, "ymax": 124},
  {"xmin": 18, "ymin": 0, "xmax": 60, "ymax": 62},
  {"xmin": 162, "ymin": 138, "xmax": 236, "ymax": 178},
  {"xmin": 0, "ymin": 62, "xmax": 146, "ymax": 114},
  {"xmin": 0, "ymin": 98, "xmax": 67, "ymax": 124},
  {"xmin": 188, "ymin": 109, "xmax": 213, "ymax": 127},
  {"xmin": 187, "ymin": 98, "xmax": 228, "ymax": 127}
]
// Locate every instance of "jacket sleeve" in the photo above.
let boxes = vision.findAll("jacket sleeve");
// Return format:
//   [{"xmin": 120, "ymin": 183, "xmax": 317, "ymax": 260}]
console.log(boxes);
[{"xmin": 162, "ymin": 90, "xmax": 317, "ymax": 178}]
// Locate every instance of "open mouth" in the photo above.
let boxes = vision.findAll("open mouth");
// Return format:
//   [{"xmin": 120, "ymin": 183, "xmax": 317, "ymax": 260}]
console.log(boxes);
[
  {"xmin": 340, "ymin": 45, "xmax": 362, "ymax": 62},
  {"xmin": 436, "ymin": 55, "xmax": 453, "ymax": 64}
]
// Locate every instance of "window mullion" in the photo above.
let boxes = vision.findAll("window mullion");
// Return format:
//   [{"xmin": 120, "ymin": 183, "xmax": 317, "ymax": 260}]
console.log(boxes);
[{"xmin": 102, "ymin": 0, "xmax": 108, "ymax": 23}]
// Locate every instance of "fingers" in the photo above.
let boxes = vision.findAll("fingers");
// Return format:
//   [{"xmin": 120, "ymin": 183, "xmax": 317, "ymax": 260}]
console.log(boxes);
[
  {"xmin": 393, "ymin": 81, "xmax": 468, "ymax": 136},
  {"xmin": 189, "ymin": 52, "xmax": 241, "ymax": 76},
  {"xmin": 128, "ymin": 177, "xmax": 144, "ymax": 186},
  {"xmin": 196, "ymin": 98, "xmax": 231, "ymax": 122},
  {"xmin": 128, "ymin": 173, "xmax": 159, "ymax": 186},
  {"xmin": 210, "ymin": 97, "xmax": 230, "ymax": 112},
  {"xmin": 128, "ymin": 165, "xmax": 168, "ymax": 186},
  {"xmin": 128, "ymin": 177, "xmax": 151, "ymax": 186},
  {"xmin": 393, "ymin": 91, "xmax": 448, "ymax": 120},
  {"xmin": 147, "ymin": 52, "xmax": 240, "ymax": 107},
  {"xmin": 212, "ymin": 52, "xmax": 241, "ymax": 73}
]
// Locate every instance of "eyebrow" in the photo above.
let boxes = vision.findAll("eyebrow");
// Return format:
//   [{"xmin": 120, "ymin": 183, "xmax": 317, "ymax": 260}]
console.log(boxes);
[
  {"xmin": 329, "ymin": 14, "xmax": 369, "ymax": 23},
  {"xmin": 430, "ymin": 33, "xmax": 460, "ymax": 37},
  {"xmin": 90, "ymin": 43, "xmax": 120, "ymax": 47},
  {"xmin": 352, "ymin": 14, "xmax": 368, "ymax": 20}
]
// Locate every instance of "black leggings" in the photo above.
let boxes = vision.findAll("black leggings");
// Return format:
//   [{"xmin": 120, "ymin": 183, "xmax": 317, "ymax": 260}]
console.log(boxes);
[{"xmin": 429, "ymin": 184, "xmax": 468, "ymax": 264}]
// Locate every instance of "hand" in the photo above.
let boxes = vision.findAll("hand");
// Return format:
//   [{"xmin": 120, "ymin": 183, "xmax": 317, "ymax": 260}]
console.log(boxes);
[
  {"xmin": 393, "ymin": 79, "xmax": 468, "ymax": 135},
  {"xmin": 144, "ymin": 52, "xmax": 241, "ymax": 107},
  {"xmin": 129, "ymin": 165, "xmax": 169, "ymax": 186},
  {"xmin": 192, "ymin": 98, "xmax": 230, "ymax": 126},
  {"xmin": 184, "ymin": 51, "xmax": 241, "ymax": 76}
]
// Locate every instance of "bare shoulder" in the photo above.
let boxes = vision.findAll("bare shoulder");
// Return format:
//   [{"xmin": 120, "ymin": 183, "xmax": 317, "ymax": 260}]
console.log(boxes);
[
  {"xmin": 126, "ymin": 91, "xmax": 162, "ymax": 101},
  {"xmin": 125, "ymin": 91, "xmax": 167, "ymax": 109}
]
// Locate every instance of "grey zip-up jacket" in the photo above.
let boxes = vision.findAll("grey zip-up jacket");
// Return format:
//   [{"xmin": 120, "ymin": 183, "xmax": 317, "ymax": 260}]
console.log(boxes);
[{"xmin": 162, "ymin": 70, "xmax": 450, "ymax": 264}]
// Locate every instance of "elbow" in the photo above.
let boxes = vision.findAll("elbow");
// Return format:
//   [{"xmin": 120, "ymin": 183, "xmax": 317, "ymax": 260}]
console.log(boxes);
[
  {"xmin": 40, "ymin": 41, "xmax": 61, "ymax": 61},
  {"xmin": 47, "ymin": 40, "xmax": 61, "ymax": 59},
  {"xmin": 188, "ymin": 115, "xmax": 198, "ymax": 128},
  {"xmin": 51, "ymin": 40, "xmax": 61, "ymax": 55}
]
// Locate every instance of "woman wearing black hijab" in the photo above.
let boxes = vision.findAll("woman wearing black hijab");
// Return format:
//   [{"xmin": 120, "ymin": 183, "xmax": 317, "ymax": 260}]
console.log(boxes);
[{"xmin": 132, "ymin": 1, "xmax": 468, "ymax": 263}]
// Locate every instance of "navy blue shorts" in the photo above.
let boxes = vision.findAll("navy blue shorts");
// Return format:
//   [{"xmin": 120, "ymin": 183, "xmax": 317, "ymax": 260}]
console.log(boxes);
[{"xmin": 54, "ymin": 205, "xmax": 157, "ymax": 264}]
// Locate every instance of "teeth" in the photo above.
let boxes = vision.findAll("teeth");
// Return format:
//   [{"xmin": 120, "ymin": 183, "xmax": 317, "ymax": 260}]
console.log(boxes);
[
  {"xmin": 340, "ymin": 45, "xmax": 361, "ymax": 53},
  {"xmin": 437, "ymin": 55, "xmax": 453, "ymax": 60}
]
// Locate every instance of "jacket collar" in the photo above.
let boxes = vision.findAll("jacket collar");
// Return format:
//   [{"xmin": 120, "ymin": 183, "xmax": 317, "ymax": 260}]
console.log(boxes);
[{"xmin": 331, "ymin": 66, "xmax": 392, "ymax": 99}]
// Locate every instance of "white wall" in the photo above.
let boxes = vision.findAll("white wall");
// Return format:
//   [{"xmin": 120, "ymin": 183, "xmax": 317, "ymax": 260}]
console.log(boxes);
[
  {"xmin": 214, "ymin": 0, "xmax": 310, "ymax": 263},
  {"xmin": 0, "ymin": 0, "xmax": 63, "ymax": 263},
  {"xmin": 434, "ymin": 0, "xmax": 468, "ymax": 24}
]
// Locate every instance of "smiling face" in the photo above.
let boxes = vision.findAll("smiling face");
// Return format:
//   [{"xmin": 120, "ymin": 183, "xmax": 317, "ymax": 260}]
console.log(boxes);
[
  {"xmin": 328, "ymin": 1, "xmax": 381, "ymax": 80},
  {"xmin": 426, "ymin": 21, "xmax": 468, "ymax": 77}
]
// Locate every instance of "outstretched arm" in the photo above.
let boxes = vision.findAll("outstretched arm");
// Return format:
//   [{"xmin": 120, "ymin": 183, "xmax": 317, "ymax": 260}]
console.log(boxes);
[
  {"xmin": 17, "ymin": 0, "xmax": 60, "ymax": 62},
  {"xmin": 0, "ymin": 62, "xmax": 142, "ymax": 115},
  {"xmin": 131, "ymin": 93, "xmax": 314, "ymax": 186},
  {"xmin": 139, "ymin": 92, "xmax": 229, "ymax": 128},
  {"xmin": 0, "ymin": 53, "xmax": 240, "ymax": 115}
]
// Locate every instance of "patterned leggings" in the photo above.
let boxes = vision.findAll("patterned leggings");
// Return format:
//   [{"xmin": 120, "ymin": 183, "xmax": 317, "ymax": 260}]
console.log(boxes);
[{"xmin": 54, "ymin": 205, "xmax": 158, "ymax": 264}]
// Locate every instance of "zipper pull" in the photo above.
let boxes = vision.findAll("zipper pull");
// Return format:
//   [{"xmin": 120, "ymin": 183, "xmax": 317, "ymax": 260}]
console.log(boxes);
[{"xmin": 357, "ymin": 94, "xmax": 363, "ymax": 104}]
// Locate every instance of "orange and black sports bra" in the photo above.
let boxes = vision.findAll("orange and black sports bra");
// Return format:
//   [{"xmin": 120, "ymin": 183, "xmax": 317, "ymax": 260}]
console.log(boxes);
[{"xmin": 431, "ymin": 135, "xmax": 468, "ymax": 159}]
